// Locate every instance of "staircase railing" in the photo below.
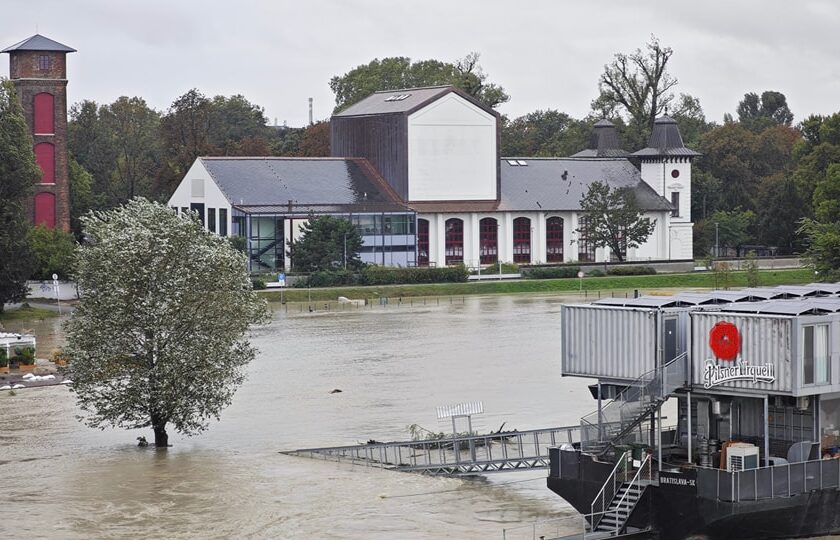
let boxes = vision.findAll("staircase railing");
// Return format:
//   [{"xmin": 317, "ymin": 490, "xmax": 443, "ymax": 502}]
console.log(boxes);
[
  {"xmin": 589, "ymin": 450, "xmax": 631, "ymax": 532},
  {"xmin": 580, "ymin": 353, "xmax": 687, "ymax": 455},
  {"xmin": 609, "ymin": 452, "xmax": 652, "ymax": 536}
]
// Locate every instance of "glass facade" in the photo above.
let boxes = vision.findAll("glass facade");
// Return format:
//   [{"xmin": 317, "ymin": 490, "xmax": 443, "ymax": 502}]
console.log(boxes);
[{"xmin": 249, "ymin": 216, "xmax": 284, "ymax": 272}]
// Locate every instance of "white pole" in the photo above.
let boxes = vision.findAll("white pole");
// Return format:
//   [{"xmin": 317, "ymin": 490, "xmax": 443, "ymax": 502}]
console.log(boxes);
[{"xmin": 52, "ymin": 274, "xmax": 61, "ymax": 315}]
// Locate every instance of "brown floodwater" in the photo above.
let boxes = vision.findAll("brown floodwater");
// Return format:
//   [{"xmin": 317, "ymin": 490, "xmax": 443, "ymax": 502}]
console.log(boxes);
[{"xmin": 0, "ymin": 295, "xmax": 596, "ymax": 539}]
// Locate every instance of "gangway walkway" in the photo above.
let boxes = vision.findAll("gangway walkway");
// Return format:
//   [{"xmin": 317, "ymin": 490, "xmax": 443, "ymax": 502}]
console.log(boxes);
[{"xmin": 283, "ymin": 426, "xmax": 580, "ymax": 476}]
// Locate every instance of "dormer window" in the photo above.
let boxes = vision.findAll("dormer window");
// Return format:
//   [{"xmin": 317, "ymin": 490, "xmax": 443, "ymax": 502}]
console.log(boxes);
[{"xmin": 38, "ymin": 55, "xmax": 51, "ymax": 71}]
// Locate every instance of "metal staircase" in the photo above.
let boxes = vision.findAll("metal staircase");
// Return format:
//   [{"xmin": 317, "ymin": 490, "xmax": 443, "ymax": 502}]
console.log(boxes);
[
  {"xmin": 580, "ymin": 353, "xmax": 687, "ymax": 457},
  {"xmin": 585, "ymin": 452, "xmax": 653, "ymax": 538}
]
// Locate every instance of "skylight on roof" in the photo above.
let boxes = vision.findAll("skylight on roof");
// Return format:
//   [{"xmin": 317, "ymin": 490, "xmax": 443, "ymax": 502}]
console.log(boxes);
[
  {"xmin": 506, "ymin": 160, "xmax": 519, "ymax": 166},
  {"xmin": 384, "ymin": 93, "xmax": 412, "ymax": 102},
  {"xmin": 517, "ymin": 160, "xmax": 528, "ymax": 166}
]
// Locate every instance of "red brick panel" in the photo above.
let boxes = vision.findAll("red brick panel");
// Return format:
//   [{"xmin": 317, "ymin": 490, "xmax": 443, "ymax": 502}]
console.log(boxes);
[
  {"xmin": 34, "ymin": 191, "xmax": 56, "ymax": 229},
  {"xmin": 33, "ymin": 92, "xmax": 55, "ymax": 134},
  {"xmin": 34, "ymin": 142, "xmax": 55, "ymax": 183}
]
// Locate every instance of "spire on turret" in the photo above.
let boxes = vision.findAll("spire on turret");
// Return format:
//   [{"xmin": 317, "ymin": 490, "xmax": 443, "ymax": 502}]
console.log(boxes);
[
  {"xmin": 571, "ymin": 119, "xmax": 629, "ymax": 158},
  {"xmin": 632, "ymin": 116, "xmax": 700, "ymax": 158}
]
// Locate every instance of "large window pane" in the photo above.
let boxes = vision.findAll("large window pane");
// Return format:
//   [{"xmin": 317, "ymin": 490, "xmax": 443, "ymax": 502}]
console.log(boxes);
[
  {"xmin": 803, "ymin": 325, "xmax": 830, "ymax": 385},
  {"xmin": 445, "ymin": 218, "xmax": 463, "ymax": 265}
]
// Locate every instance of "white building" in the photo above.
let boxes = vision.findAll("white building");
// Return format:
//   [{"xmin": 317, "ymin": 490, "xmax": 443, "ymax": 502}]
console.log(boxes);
[{"xmin": 168, "ymin": 86, "xmax": 697, "ymax": 271}]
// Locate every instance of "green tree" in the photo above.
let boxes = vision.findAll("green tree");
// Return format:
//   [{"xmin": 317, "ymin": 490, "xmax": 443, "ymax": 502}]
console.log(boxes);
[
  {"xmin": 501, "ymin": 110, "xmax": 592, "ymax": 156},
  {"xmin": 813, "ymin": 163, "xmax": 840, "ymax": 223},
  {"xmin": 330, "ymin": 53, "xmax": 509, "ymax": 113},
  {"xmin": 577, "ymin": 181, "xmax": 656, "ymax": 262},
  {"xmin": 69, "ymin": 158, "xmax": 96, "ymax": 238},
  {"xmin": 298, "ymin": 121, "xmax": 331, "ymax": 157},
  {"xmin": 591, "ymin": 35, "xmax": 678, "ymax": 149},
  {"xmin": 27, "ymin": 225, "xmax": 76, "ymax": 280},
  {"xmin": 101, "ymin": 96, "xmax": 162, "ymax": 201},
  {"xmin": 289, "ymin": 214, "xmax": 363, "ymax": 271},
  {"xmin": 697, "ymin": 123, "xmax": 757, "ymax": 211},
  {"xmin": 755, "ymin": 173, "xmax": 804, "ymax": 254},
  {"xmin": 799, "ymin": 219, "xmax": 840, "ymax": 281},
  {"xmin": 705, "ymin": 209, "xmax": 756, "ymax": 257},
  {"xmin": 65, "ymin": 198, "xmax": 270, "ymax": 447},
  {"xmin": 0, "ymin": 79, "xmax": 40, "ymax": 311},
  {"xmin": 737, "ymin": 90, "xmax": 794, "ymax": 132}
]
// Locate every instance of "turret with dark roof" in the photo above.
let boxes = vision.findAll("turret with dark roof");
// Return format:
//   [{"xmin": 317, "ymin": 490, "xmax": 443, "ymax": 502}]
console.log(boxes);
[
  {"xmin": 571, "ymin": 119, "xmax": 629, "ymax": 158},
  {"xmin": 1, "ymin": 34, "xmax": 76, "ymax": 53},
  {"xmin": 632, "ymin": 116, "xmax": 700, "ymax": 158}
]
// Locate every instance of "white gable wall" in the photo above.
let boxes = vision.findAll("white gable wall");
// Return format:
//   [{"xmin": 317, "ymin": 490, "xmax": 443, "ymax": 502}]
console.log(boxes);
[
  {"xmin": 167, "ymin": 159, "xmax": 232, "ymax": 234},
  {"xmin": 407, "ymin": 93, "xmax": 497, "ymax": 201}
]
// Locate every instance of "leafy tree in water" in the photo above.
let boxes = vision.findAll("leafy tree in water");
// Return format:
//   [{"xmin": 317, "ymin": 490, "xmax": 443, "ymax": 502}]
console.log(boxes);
[
  {"xmin": 0, "ymin": 80, "xmax": 40, "ymax": 311},
  {"xmin": 591, "ymin": 35, "xmax": 678, "ymax": 149},
  {"xmin": 27, "ymin": 225, "xmax": 76, "ymax": 280},
  {"xmin": 65, "ymin": 199, "xmax": 270, "ymax": 447},
  {"xmin": 576, "ymin": 181, "xmax": 656, "ymax": 263},
  {"xmin": 330, "ymin": 53, "xmax": 509, "ymax": 113},
  {"xmin": 289, "ymin": 214, "xmax": 363, "ymax": 271}
]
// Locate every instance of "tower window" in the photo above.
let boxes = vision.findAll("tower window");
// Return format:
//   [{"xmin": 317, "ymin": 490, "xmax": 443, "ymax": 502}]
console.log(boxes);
[
  {"xmin": 671, "ymin": 169, "xmax": 680, "ymax": 178},
  {"xmin": 38, "ymin": 55, "xmax": 51, "ymax": 71},
  {"xmin": 671, "ymin": 192, "xmax": 680, "ymax": 217}
]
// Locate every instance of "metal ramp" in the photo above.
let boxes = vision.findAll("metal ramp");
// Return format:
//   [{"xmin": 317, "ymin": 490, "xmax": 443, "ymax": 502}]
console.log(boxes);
[{"xmin": 283, "ymin": 426, "xmax": 579, "ymax": 476}]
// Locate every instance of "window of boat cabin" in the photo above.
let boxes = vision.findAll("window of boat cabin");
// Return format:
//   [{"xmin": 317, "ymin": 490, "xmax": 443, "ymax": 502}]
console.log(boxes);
[{"xmin": 803, "ymin": 324, "xmax": 829, "ymax": 385}]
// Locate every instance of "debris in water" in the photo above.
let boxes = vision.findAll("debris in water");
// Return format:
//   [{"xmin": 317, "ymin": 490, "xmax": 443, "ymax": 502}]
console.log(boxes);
[{"xmin": 329, "ymin": 388, "xmax": 342, "ymax": 394}]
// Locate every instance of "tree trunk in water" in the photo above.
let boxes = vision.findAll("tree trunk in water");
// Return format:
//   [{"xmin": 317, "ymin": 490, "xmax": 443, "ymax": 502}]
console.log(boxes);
[{"xmin": 153, "ymin": 424, "xmax": 169, "ymax": 447}]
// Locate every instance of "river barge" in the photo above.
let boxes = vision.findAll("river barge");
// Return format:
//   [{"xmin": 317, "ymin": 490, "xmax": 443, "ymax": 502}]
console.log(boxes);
[{"xmin": 550, "ymin": 283, "xmax": 840, "ymax": 539}]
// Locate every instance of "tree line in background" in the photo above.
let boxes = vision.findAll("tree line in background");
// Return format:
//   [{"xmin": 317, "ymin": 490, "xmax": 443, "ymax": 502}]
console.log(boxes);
[{"xmin": 3, "ymin": 37, "xmax": 840, "ymax": 307}]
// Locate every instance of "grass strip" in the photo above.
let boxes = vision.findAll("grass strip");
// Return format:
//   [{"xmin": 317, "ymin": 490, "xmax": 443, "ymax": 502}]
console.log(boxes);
[{"xmin": 262, "ymin": 268, "xmax": 814, "ymax": 303}]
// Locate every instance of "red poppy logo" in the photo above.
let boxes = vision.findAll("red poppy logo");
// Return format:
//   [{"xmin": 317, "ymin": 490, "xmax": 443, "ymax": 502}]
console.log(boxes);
[{"xmin": 709, "ymin": 322, "xmax": 740, "ymax": 361}]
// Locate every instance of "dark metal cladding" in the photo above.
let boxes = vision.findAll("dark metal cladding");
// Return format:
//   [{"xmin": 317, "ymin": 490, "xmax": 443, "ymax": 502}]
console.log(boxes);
[
  {"xmin": 632, "ymin": 115, "xmax": 701, "ymax": 158},
  {"xmin": 571, "ymin": 119, "xmax": 630, "ymax": 158}
]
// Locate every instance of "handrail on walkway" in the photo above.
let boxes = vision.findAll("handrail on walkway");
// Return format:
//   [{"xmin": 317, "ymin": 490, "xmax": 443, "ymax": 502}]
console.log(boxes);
[{"xmin": 284, "ymin": 425, "xmax": 580, "ymax": 476}]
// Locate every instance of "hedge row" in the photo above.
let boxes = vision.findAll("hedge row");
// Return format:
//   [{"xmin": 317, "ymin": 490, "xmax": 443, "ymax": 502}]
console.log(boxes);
[
  {"xmin": 298, "ymin": 265, "xmax": 471, "ymax": 288},
  {"xmin": 607, "ymin": 266, "xmax": 657, "ymax": 276},
  {"xmin": 522, "ymin": 266, "xmax": 581, "ymax": 279}
]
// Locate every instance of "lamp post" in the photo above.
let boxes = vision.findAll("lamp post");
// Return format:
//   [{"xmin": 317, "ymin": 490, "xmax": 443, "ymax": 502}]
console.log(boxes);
[
  {"xmin": 715, "ymin": 222, "xmax": 720, "ymax": 259},
  {"xmin": 343, "ymin": 233, "xmax": 348, "ymax": 270}
]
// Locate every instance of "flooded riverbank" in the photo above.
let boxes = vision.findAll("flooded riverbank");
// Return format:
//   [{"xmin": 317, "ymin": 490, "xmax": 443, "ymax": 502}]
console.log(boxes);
[{"xmin": 0, "ymin": 294, "xmax": 593, "ymax": 538}]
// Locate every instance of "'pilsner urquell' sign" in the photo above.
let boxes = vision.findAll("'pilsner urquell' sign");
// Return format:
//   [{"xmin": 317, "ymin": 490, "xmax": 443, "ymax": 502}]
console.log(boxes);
[{"xmin": 703, "ymin": 321, "xmax": 776, "ymax": 389}]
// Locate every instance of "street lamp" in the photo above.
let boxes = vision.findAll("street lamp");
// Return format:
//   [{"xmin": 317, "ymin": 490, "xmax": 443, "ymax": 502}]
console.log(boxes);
[
  {"xmin": 714, "ymin": 222, "xmax": 720, "ymax": 259},
  {"xmin": 343, "ymin": 232, "xmax": 348, "ymax": 270}
]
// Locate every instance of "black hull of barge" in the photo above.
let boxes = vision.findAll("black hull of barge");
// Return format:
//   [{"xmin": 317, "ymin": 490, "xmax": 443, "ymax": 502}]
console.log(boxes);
[{"xmin": 548, "ymin": 451, "xmax": 840, "ymax": 539}]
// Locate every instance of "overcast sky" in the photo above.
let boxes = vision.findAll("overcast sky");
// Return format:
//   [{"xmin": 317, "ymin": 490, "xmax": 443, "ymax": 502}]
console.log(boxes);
[{"xmin": 4, "ymin": 0, "xmax": 839, "ymax": 128}]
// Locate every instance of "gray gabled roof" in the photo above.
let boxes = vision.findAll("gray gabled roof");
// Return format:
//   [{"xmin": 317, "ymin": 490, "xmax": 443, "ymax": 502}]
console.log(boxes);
[
  {"xmin": 333, "ymin": 85, "xmax": 496, "ymax": 118},
  {"xmin": 2, "ymin": 34, "xmax": 76, "ymax": 53},
  {"xmin": 498, "ymin": 157, "xmax": 672, "ymax": 212},
  {"xmin": 632, "ymin": 116, "xmax": 700, "ymax": 158},
  {"xmin": 199, "ymin": 157, "xmax": 407, "ymax": 214}
]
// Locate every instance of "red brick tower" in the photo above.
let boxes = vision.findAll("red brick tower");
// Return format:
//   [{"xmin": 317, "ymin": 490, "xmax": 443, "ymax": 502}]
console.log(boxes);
[{"xmin": 2, "ymin": 34, "xmax": 75, "ymax": 231}]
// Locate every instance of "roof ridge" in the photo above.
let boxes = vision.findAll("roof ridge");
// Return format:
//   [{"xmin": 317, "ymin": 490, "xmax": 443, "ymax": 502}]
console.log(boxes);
[{"xmin": 372, "ymin": 85, "xmax": 452, "ymax": 94}]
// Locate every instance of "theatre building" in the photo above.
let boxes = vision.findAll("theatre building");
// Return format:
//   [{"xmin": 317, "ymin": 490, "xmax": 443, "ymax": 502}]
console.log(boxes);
[{"xmin": 169, "ymin": 86, "xmax": 697, "ymax": 271}]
